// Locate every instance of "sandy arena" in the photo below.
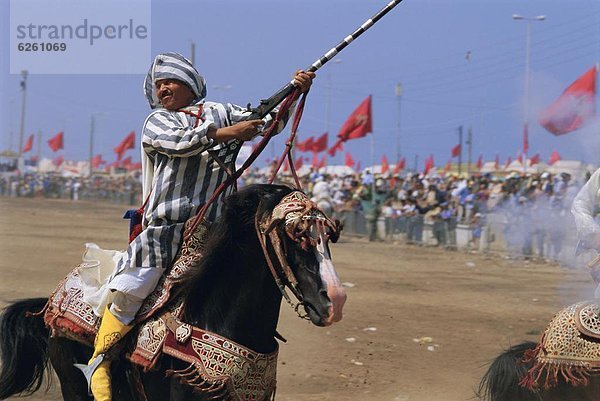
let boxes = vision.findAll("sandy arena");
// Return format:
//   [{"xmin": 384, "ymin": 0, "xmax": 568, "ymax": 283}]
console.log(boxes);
[{"xmin": 0, "ymin": 197, "xmax": 594, "ymax": 401}]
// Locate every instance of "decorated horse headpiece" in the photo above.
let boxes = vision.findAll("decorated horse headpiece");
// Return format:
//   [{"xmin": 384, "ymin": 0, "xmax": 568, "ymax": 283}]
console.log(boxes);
[
  {"xmin": 255, "ymin": 190, "xmax": 342, "ymax": 316},
  {"xmin": 263, "ymin": 190, "xmax": 341, "ymax": 248}
]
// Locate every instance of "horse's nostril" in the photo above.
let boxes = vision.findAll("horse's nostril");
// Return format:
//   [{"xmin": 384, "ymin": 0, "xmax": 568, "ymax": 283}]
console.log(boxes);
[{"xmin": 319, "ymin": 289, "xmax": 328, "ymax": 298}]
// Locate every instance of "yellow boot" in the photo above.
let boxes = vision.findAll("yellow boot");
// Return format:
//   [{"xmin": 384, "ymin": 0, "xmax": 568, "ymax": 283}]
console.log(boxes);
[{"xmin": 88, "ymin": 306, "xmax": 132, "ymax": 401}]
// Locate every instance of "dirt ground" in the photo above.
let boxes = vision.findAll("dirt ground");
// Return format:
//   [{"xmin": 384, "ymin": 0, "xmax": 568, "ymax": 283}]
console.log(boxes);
[{"xmin": 0, "ymin": 197, "xmax": 595, "ymax": 401}]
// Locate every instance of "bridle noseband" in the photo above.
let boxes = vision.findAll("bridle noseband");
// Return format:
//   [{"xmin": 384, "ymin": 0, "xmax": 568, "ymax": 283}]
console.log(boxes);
[{"xmin": 255, "ymin": 190, "xmax": 341, "ymax": 319}]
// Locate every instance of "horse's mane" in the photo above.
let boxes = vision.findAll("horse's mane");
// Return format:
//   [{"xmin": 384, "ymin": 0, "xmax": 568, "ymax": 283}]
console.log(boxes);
[{"xmin": 177, "ymin": 184, "xmax": 294, "ymax": 310}]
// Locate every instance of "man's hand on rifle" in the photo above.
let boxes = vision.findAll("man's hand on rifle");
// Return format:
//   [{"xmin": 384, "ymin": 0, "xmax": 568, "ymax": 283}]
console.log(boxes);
[
  {"xmin": 207, "ymin": 69, "xmax": 315, "ymax": 143},
  {"xmin": 293, "ymin": 70, "xmax": 315, "ymax": 93},
  {"xmin": 208, "ymin": 120, "xmax": 264, "ymax": 143}
]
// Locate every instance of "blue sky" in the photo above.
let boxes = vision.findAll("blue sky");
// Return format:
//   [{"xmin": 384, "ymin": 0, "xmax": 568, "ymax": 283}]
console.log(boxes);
[{"xmin": 2, "ymin": 0, "xmax": 600, "ymax": 170}]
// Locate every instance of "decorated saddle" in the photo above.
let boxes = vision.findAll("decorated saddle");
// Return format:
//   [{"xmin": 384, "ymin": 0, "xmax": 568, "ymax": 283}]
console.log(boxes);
[
  {"xmin": 43, "ymin": 218, "xmax": 211, "ymax": 370},
  {"xmin": 521, "ymin": 300, "xmax": 600, "ymax": 390}
]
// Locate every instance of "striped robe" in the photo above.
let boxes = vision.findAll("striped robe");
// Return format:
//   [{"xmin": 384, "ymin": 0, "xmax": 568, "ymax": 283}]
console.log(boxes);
[{"xmin": 107, "ymin": 100, "xmax": 289, "ymax": 299}]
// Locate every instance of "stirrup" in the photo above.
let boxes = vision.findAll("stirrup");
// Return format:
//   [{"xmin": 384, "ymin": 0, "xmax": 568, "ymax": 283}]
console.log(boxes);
[{"xmin": 74, "ymin": 353, "xmax": 105, "ymax": 395}]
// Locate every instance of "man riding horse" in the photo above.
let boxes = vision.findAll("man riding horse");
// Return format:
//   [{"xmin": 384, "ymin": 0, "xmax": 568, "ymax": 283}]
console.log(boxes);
[{"xmin": 80, "ymin": 52, "xmax": 314, "ymax": 401}]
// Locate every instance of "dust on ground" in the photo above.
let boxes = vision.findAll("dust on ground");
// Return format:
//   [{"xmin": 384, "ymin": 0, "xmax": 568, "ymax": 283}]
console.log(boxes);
[{"xmin": 0, "ymin": 197, "xmax": 593, "ymax": 401}]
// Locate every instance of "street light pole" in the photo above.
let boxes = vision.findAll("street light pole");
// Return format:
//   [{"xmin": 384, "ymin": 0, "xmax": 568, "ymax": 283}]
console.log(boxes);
[
  {"xmin": 395, "ymin": 83, "xmax": 402, "ymax": 163},
  {"xmin": 513, "ymin": 14, "xmax": 545, "ymax": 174}
]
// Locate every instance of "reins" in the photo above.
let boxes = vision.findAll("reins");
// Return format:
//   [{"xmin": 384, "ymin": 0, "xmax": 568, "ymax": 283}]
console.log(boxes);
[
  {"xmin": 184, "ymin": 88, "xmax": 308, "ymax": 242},
  {"xmin": 253, "ymin": 191, "xmax": 341, "ymax": 320}
]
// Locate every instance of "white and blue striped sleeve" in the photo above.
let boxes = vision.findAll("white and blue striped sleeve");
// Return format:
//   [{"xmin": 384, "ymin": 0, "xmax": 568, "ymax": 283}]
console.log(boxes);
[
  {"xmin": 226, "ymin": 102, "xmax": 295, "ymax": 137},
  {"xmin": 142, "ymin": 110, "xmax": 216, "ymax": 158}
]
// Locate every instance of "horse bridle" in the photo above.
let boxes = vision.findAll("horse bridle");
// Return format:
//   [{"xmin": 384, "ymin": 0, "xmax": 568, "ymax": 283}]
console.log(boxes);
[{"xmin": 255, "ymin": 190, "xmax": 341, "ymax": 319}]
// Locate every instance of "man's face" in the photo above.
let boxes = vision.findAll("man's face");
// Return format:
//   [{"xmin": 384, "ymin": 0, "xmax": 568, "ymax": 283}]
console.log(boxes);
[{"xmin": 155, "ymin": 79, "xmax": 195, "ymax": 110}]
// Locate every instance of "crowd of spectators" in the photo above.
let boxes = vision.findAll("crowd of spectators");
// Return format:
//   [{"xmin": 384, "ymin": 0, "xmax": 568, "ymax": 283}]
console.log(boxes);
[
  {"xmin": 1, "ymin": 165, "xmax": 588, "ymax": 260},
  {"xmin": 242, "ymin": 166, "xmax": 585, "ymax": 260},
  {"xmin": 0, "ymin": 173, "xmax": 142, "ymax": 205}
]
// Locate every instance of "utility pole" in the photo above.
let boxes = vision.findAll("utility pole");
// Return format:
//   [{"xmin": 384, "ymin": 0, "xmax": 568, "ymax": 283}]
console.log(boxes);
[
  {"xmin": 18, "ymin": 70, "xmax": 28, "ymax": 158},
  {"xmin": 458, "ymin": 126, "xmax": 463, "ymax": 175},
  {"xmin": 395, "ymin": 83, "xmax": 402, "ymax": 162},
  {"xmin": 466, "ymin": 127, "xmax": 472, "ymax": 176},
  {"xmin": 190, "ymin": 41, "xmax": 196, "ymax": 66},
  {"xmin": 88, "ymin": 115, "xmax": 95, "ymax": 177}
]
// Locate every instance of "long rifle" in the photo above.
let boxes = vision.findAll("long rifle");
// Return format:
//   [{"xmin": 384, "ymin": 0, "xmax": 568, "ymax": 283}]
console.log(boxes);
[
  {"xmin": 247, "ymin": 0, "xmax": 403, "ymax": 120},
  {"xmin": 185, "ymin": 0, "xmax": 403, "ymax": 238}
]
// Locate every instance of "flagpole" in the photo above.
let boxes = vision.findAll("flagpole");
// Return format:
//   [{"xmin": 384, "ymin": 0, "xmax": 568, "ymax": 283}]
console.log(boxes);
[
  {"xmin": 89, "ymin": 114, "xmax": 95, "ymax": 177},
  {"xmin": 370, "ymin": 134, "xmax": 375, "ymax": 204},
  {"xmin": 36, "ymin": 130, "xmax": 41, "ymax": 173},
  {"xmin": 467, "ymin": 126, "xmax": 472, "ymax": 176},
  {"xmin": 458, "ymin": 126, "xmax": 463, "ymax": 176}
]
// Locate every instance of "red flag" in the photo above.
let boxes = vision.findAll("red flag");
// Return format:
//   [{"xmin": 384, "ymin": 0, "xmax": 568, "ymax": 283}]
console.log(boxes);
[
  {"xmin": 22, "ymin": 134, "xmax": 34, "ymax": 153},
  {"xmin": 381, "ymin": 155, "xmax": 389, "ymax": 174},
  {"xmin": 476, "ymin": 154, "xmax": 483, "ymax": 170},
  {"xmin": 312, "ymin": 153, "xmax": 319, "ymax": 167},
  {"xmin": 424, "ymin": 154, "xmax": 434, "ymax": 174},
  {"xmin": 92, "ymin": 154, "xmax": 106, "ymax": 169},
  {"xmin": 121, "ymin": 156, "xmax": 133, "ymax": 168},
  {"xmin": 337, "ymin": 95, "xmax": 372, "ymax": 141},
  {"xmin": 505, "ymin": 156, "xmax": 512, "ymax": 169},
  {"xmin": 311, "ymin": 133, "xmax": 328, "ymax": 153},
  {"xmin": 549, "ymin": 150, "xmax": 561, "ymax": 165},
  {"xmin": 317, "ymin": 156, "xmax": 327, "ymax": 169},
  {"xmin": 539, "ymin": 66, "xmax": 597, "ymax": 135},
  {"xmin": 523, "ymin": 123, "xmax": 529, "ymax": 154},
  {"xmin": 126, "ymin": 162, "xmax": 142, "ymax": 172},
  {"xmin": 105, "ymin": 160, "xmax": 119, "ymax": 172},
  {"xmin": 451, "ymin": 144, "xmax": 461, "ymax": 158},
  {"xmin": 444, "ymin": 159, "xmax": 451, "ymax": 173},
  {"xmin": 296, "ymin": 136, "xmax": 314, "ymax": 152},
  {"xmin": 327, "ymin": 140, "xmax": 344, "ymax": 157},
  {"xmin": 114, "ymin": 131, "xmax": 135, "ymax": 161},
  {"xmin": 48, "ymin": 132, "xmax": 64, "ymax": 153},
  {"xmin": 494, "ymin": 154, "xmax": 500, "ymax": 170},
  {"xmin": 530, "ymin": 153, "xmax": 540, "ymax": 166},
  {"xmin": 344, "ymin": 152, "xmax": 355, "ymax": 168},
  {"xmin": 393, "ymin": 157, "xmax": 405, "ymax": 174},
  {"xmin": 294, "ymin": 156, "xmax": 303, "ymax": 170},
  {"xmin": 54, "ymin": 155, "xmax": 64, "ymax": 167}
]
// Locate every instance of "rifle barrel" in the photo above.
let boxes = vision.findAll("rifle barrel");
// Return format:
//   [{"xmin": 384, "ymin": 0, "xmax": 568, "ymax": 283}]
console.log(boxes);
[{"xmin": 248, "ymin": 0, "xmax": 403, "ymax": 120}]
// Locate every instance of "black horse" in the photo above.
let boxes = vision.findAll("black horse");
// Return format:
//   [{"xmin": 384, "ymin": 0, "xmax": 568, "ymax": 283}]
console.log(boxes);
[{"xmin": 0, "ymin": 184, "xmax": 346, "ymax": 400}]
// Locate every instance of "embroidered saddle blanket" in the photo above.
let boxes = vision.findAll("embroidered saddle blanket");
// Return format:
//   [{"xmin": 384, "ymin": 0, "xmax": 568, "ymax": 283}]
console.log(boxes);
[
  {"xmin": 162, "ymin": 313, "xmax": 278, "ymax": 401},
  {"xmin": 44, "ymin": 219, "xmax": 210, "ymax": 369}
]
